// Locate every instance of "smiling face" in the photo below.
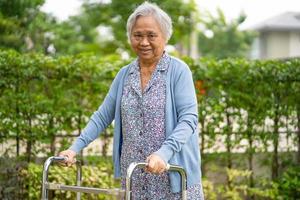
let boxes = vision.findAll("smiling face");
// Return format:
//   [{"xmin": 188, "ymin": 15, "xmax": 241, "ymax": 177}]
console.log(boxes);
[{"xmin": 130, "ymin": 16, "xmax": 166, "ymax": 64}]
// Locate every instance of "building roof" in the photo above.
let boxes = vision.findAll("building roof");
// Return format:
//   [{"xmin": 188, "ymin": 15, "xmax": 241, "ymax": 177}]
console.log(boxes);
[{"xmin": 252, "ymin": 12, "xmax": 300, "ymax": 31}]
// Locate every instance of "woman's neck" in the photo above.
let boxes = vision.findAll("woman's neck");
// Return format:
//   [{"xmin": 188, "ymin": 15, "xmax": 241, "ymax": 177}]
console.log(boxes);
[{"xmin": 139, "ymin": 59, "xmax": 158, "ymax": 74}]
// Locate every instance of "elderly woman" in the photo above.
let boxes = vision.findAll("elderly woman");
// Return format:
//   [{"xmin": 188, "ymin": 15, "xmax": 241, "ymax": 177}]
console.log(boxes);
[{"xmin": 59, "ymin": 2, "xmax": 204, "ymax": 199}]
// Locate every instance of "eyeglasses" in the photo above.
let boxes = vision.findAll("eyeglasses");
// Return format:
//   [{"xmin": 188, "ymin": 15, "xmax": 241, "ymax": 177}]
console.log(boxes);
[{"xmin": 131, "ymin": 33, "xmax": 159, "ymax": 42}]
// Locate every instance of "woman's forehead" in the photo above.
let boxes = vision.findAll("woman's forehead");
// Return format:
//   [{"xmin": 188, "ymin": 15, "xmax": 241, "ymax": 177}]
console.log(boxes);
[
  {"xmin": 132, "ymin": 16, "xmax": 162, "ymax": 32},
  {"xmin": 132, "ymin": 30, "xmax": 158, "ymax": 34},
  {"xmin": 134, "ymin": 16, "xmax": 160, "ymax": 26}
]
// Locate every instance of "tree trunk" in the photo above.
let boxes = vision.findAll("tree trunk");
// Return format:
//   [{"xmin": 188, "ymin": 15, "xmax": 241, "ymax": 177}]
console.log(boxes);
[
  {"xmin": 200, "ymin": 114, "xmax": 206, "ymax": 176},
  {"xmin": 225, "ymin": 105, "xmax": 232, "ymax": 188},
  {"xmin": 225, "ymin": 109, "xmax": 232, "ymax": 169},
  {"xmin": 248, "ymin": 133, "xmax": 254, "ymax": 186},
  {"xmin": 246, "ymin": 117, "xmax": 255, "ymax": 200},
  {"xmin": 49, "ymin": 116, "xmax": 56, "ymax": 155},
  {"xmin": 15, "ymin": 78, "xmax": 20, "ymax": 157},
  {"xmin": 285, "ymin": 114, "xmax": 290, "ymax": 152},
  {"xmin": 26, "ymin": 117, "xmax": 32, "ymax": 163},
  {"xmin": 247, "ymin": 118, "xmax": 254, "ymax": 188},
  {"xmin": 50, "ymin": 135, "xmax": 56, "ymax": 155},
  {"xmin": 272, "ymin": 104, "xmax": 279, "ymax": 180},
  {"xmin": 16, "ymin": 116, "xmax": 20, "ymax": 157},
  {"xmin": 77, "ymin": 111, "xmax": 83, "ymax": 159},
  {"xmin": 297, "ymin": 105, "xmax": 300, "ymax": 165},
  {"xmin": 16, "ymin": 131, "xmax": 20, "ymax": 157},
  {"xmin": 26, "ymin": 139, "xmax": 32, "ymax": 162},
  {"xmin": 102, "ymin": 129, "xmax": 108, "ymax": 157}
]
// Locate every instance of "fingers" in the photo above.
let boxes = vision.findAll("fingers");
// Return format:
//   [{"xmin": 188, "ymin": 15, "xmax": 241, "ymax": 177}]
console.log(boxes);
[
  {"xmin": 58, "ymin": 150, "xmax": 77, "ymax": 167},
  {"xmin": 64, "ymin": 156, "xmax": 77, "ymax": 167},
  {"xmin": 145, "ymin": 154, "xmax": 167, "ymax": 174}
]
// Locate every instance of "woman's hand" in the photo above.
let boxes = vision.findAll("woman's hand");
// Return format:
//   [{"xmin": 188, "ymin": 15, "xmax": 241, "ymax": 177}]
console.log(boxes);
[
  {"xmin": 145, "ymin": 154, "xmax": 167, "ymax": 174},
  {"xmin": 58, "ymin": 149, "xmax": 77, "ymax": 167}
]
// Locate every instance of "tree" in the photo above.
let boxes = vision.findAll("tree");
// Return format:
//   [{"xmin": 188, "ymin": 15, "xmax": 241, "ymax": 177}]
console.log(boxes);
[
  {"xmin": 1, "ymin": 0, "xmax": 199, "ymax": 56},
  {"xmin": 0, "ymin": 0, "xmax": 49, "ymax": 52},
  {"xmin": 198, "ymin": 8, "xmax": 256, "ymax": 59},
  {"xmin": 77, "ymin": 0, "xmax": 197, "ymax": 55},
  {"xmin": 48, "ymin": 14, "xmax": 105, "ymax": 56}
]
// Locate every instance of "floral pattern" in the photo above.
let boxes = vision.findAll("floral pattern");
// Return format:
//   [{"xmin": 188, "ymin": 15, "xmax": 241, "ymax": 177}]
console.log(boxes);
[{"xmin": 120, "ymin": 53, "xmax": 204, "ymax": 199}]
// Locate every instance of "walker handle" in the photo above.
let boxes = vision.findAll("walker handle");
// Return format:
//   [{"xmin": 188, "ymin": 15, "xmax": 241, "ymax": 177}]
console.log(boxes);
[
  {"xmin": 125, "ymin": 162, "xmax": 187, "ymax": 200},
  {"xmin": 41, "ymin": 156, "xmax": 82, "ymax": 200}
]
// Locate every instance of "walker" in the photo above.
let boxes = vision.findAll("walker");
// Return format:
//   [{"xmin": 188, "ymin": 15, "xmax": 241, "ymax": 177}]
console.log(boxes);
[{"xmin": 41, "ymin": 156, "xmax": 187, "ymax": 199}]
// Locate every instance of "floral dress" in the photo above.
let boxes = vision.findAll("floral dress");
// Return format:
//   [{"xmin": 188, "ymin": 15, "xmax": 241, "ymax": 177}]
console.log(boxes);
[{"xmin": 120, "ymin": 53, "xmax": 204, "ymax": 200}]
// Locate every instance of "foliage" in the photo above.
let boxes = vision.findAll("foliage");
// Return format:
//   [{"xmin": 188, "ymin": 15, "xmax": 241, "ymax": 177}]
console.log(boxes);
[
  {"xmin": 78, "ymin": 0, "xmax": 197, "ymax": 55},
  {"xmin": 0, "ymin": 0, "xmax": 57, "ymax": 53},
  {"xmin": 0, "ymin": 0, "xmax": 198, "ymax": 56},
  {"xmin": 188, "ymin": 56, "xmax": 300, "ymax": 199},
  {"xmin": 202, "ymin": 178, "xmax": 217, "ymax": 200},
  {"xmin": 276, "ymin": 166, "xmax": 300, "ymax": 199},
  {"xmin": 0, "ymin": 50, "xmax": 299, "ymax": 199},
  {"xmin": 0, "ymin": 157, "xmax": 28, "ymax": 199},
  {"xmin": 27, "ymin": 160, "xmax": 119, "ymax": 200},
  {"xmin": 49, "ymin": 14, "xmax": 104, "ymax": 55},
  {"xmin": 191, "ymin": 56, "xmax": 300, "ymax": 164},
  {"xmin": 198, "ymin": 8, "xmax": 256, "ymax": 59},
  {"xmin": 0, "ymin": 0, "xmax": 259, "ymax": 58},
  {"xmin": 217, "ymin": 168, "xmax": 251, "ymax": 200},
  {"xmin": 0, "ymin": 50, "xmax": 126, "ymax": 158},
  {"xmin": 0, "ymin": 0, "xmax": 106, "ymax": 55},
  {"xmin": 0, "ymin": 156, "xmax": 119, "ymax": 199},
  {"xmin": 203, "ymin": 166, "xmax": 284, "ymax": 200}
]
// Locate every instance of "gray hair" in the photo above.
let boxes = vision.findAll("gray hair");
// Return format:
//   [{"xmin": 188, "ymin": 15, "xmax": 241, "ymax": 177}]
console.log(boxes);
[{"xmin": 126, "ymin": 2, "xmax": 173, "ymax": 42}]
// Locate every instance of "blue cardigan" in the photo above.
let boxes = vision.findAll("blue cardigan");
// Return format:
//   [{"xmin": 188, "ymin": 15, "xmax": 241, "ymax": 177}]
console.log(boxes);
[{"xmin": 69, "ymin": 56, "xmax": 201, "ymax": 193}]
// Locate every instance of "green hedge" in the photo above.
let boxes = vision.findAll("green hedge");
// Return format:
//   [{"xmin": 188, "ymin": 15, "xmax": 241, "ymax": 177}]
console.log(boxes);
[
  {"xmin": 1, "ymin": 155, "xmax": 299, "ymax": 200},
  {"xmin": 0, "ymin": 50, "xmax": 300, "ymax": 199},
  {"xmin": 1, "ymin": 50, "xmax": 299, "ymax": 160},
  {"xmin": 0, "ymin": 50, "xmax": 127, "ymax": 159},
  {"xmin": 184, "ymin": 56, "xmax": 300, "ymax": 182},
  {"xmin": 0, "ymin": 156, "xmax": 119, "ymax": 200}
]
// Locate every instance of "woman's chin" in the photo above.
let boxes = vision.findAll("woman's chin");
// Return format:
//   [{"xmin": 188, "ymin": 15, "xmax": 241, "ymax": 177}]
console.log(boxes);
[{"xmin": 138, "ymin": 53, "xmax": 154, "ymax": 60}]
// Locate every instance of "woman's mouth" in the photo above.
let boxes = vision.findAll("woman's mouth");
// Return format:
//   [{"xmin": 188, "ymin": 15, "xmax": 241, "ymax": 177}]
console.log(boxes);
[{"xmin": 140, "ymin": 49, "xmax": 152, "ymax": 54}]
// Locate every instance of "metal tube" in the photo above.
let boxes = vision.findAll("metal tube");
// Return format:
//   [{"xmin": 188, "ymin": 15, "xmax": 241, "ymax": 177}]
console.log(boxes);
[
  {"xmin": 41, "ymin": 156, "xmax": 82, "ymax": 200},
  {"xmin": 42, "ymin": 156, "xmax": 65, "ymax": 200},
  {"xmin": 42, "ymin": 158, "xmax": 187, "ymax": 200},
  {"xmin": 125, "ymin": 162, "xmax": 187, "ymax": 200},
  {"xmin": 168, "ymin": 164, "xmax": 187, "ymax": 200},
  {"xmin": 45, "ymin": 183, "xmax": 125, "ymax": 196},
  {"xmin": 76, "ymin": 160, "xmax": 82, "ymax": 200}
]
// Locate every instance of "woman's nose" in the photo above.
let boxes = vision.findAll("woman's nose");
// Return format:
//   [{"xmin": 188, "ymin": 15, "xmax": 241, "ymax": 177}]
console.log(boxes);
[{"xmin": 140, "ymin": 36, "xmax": 150, "ymax": 45}]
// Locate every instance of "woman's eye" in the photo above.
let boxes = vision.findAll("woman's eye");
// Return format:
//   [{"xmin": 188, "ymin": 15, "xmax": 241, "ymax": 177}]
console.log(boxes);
[
  {"xmin": 134, "ymin": 34, "xmax": 142, "ymax": 38},
  {"xmin": 149, "ymin": 34, "xmax": 158, "ymax": 40}
]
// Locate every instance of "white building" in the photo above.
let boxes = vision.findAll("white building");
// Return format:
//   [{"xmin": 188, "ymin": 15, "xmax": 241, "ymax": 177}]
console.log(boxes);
[{"xmin": 250, "ymin": 12, "xmax": 300, "ymax": 59}]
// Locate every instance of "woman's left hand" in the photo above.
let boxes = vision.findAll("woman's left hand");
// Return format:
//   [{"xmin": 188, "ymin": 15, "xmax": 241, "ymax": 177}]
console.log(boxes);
[{"xmin": 145, "ymin": 154, "xmax": 167, "ymax": 174}]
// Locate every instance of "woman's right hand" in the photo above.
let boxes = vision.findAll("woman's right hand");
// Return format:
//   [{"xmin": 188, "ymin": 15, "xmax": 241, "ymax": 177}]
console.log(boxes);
[{"xmin": 58, "ymin": 149, "xmax": 77, "ymax": 167}]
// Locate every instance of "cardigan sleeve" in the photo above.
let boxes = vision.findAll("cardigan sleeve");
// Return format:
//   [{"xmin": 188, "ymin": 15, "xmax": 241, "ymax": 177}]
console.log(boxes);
[
  {"xmin": 69, "ymin": 68, "xmax": 124, "ymax": 153},
  {"xmin": 154, "ymin": 63, "xmax": 198, "ymax": 163}
]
